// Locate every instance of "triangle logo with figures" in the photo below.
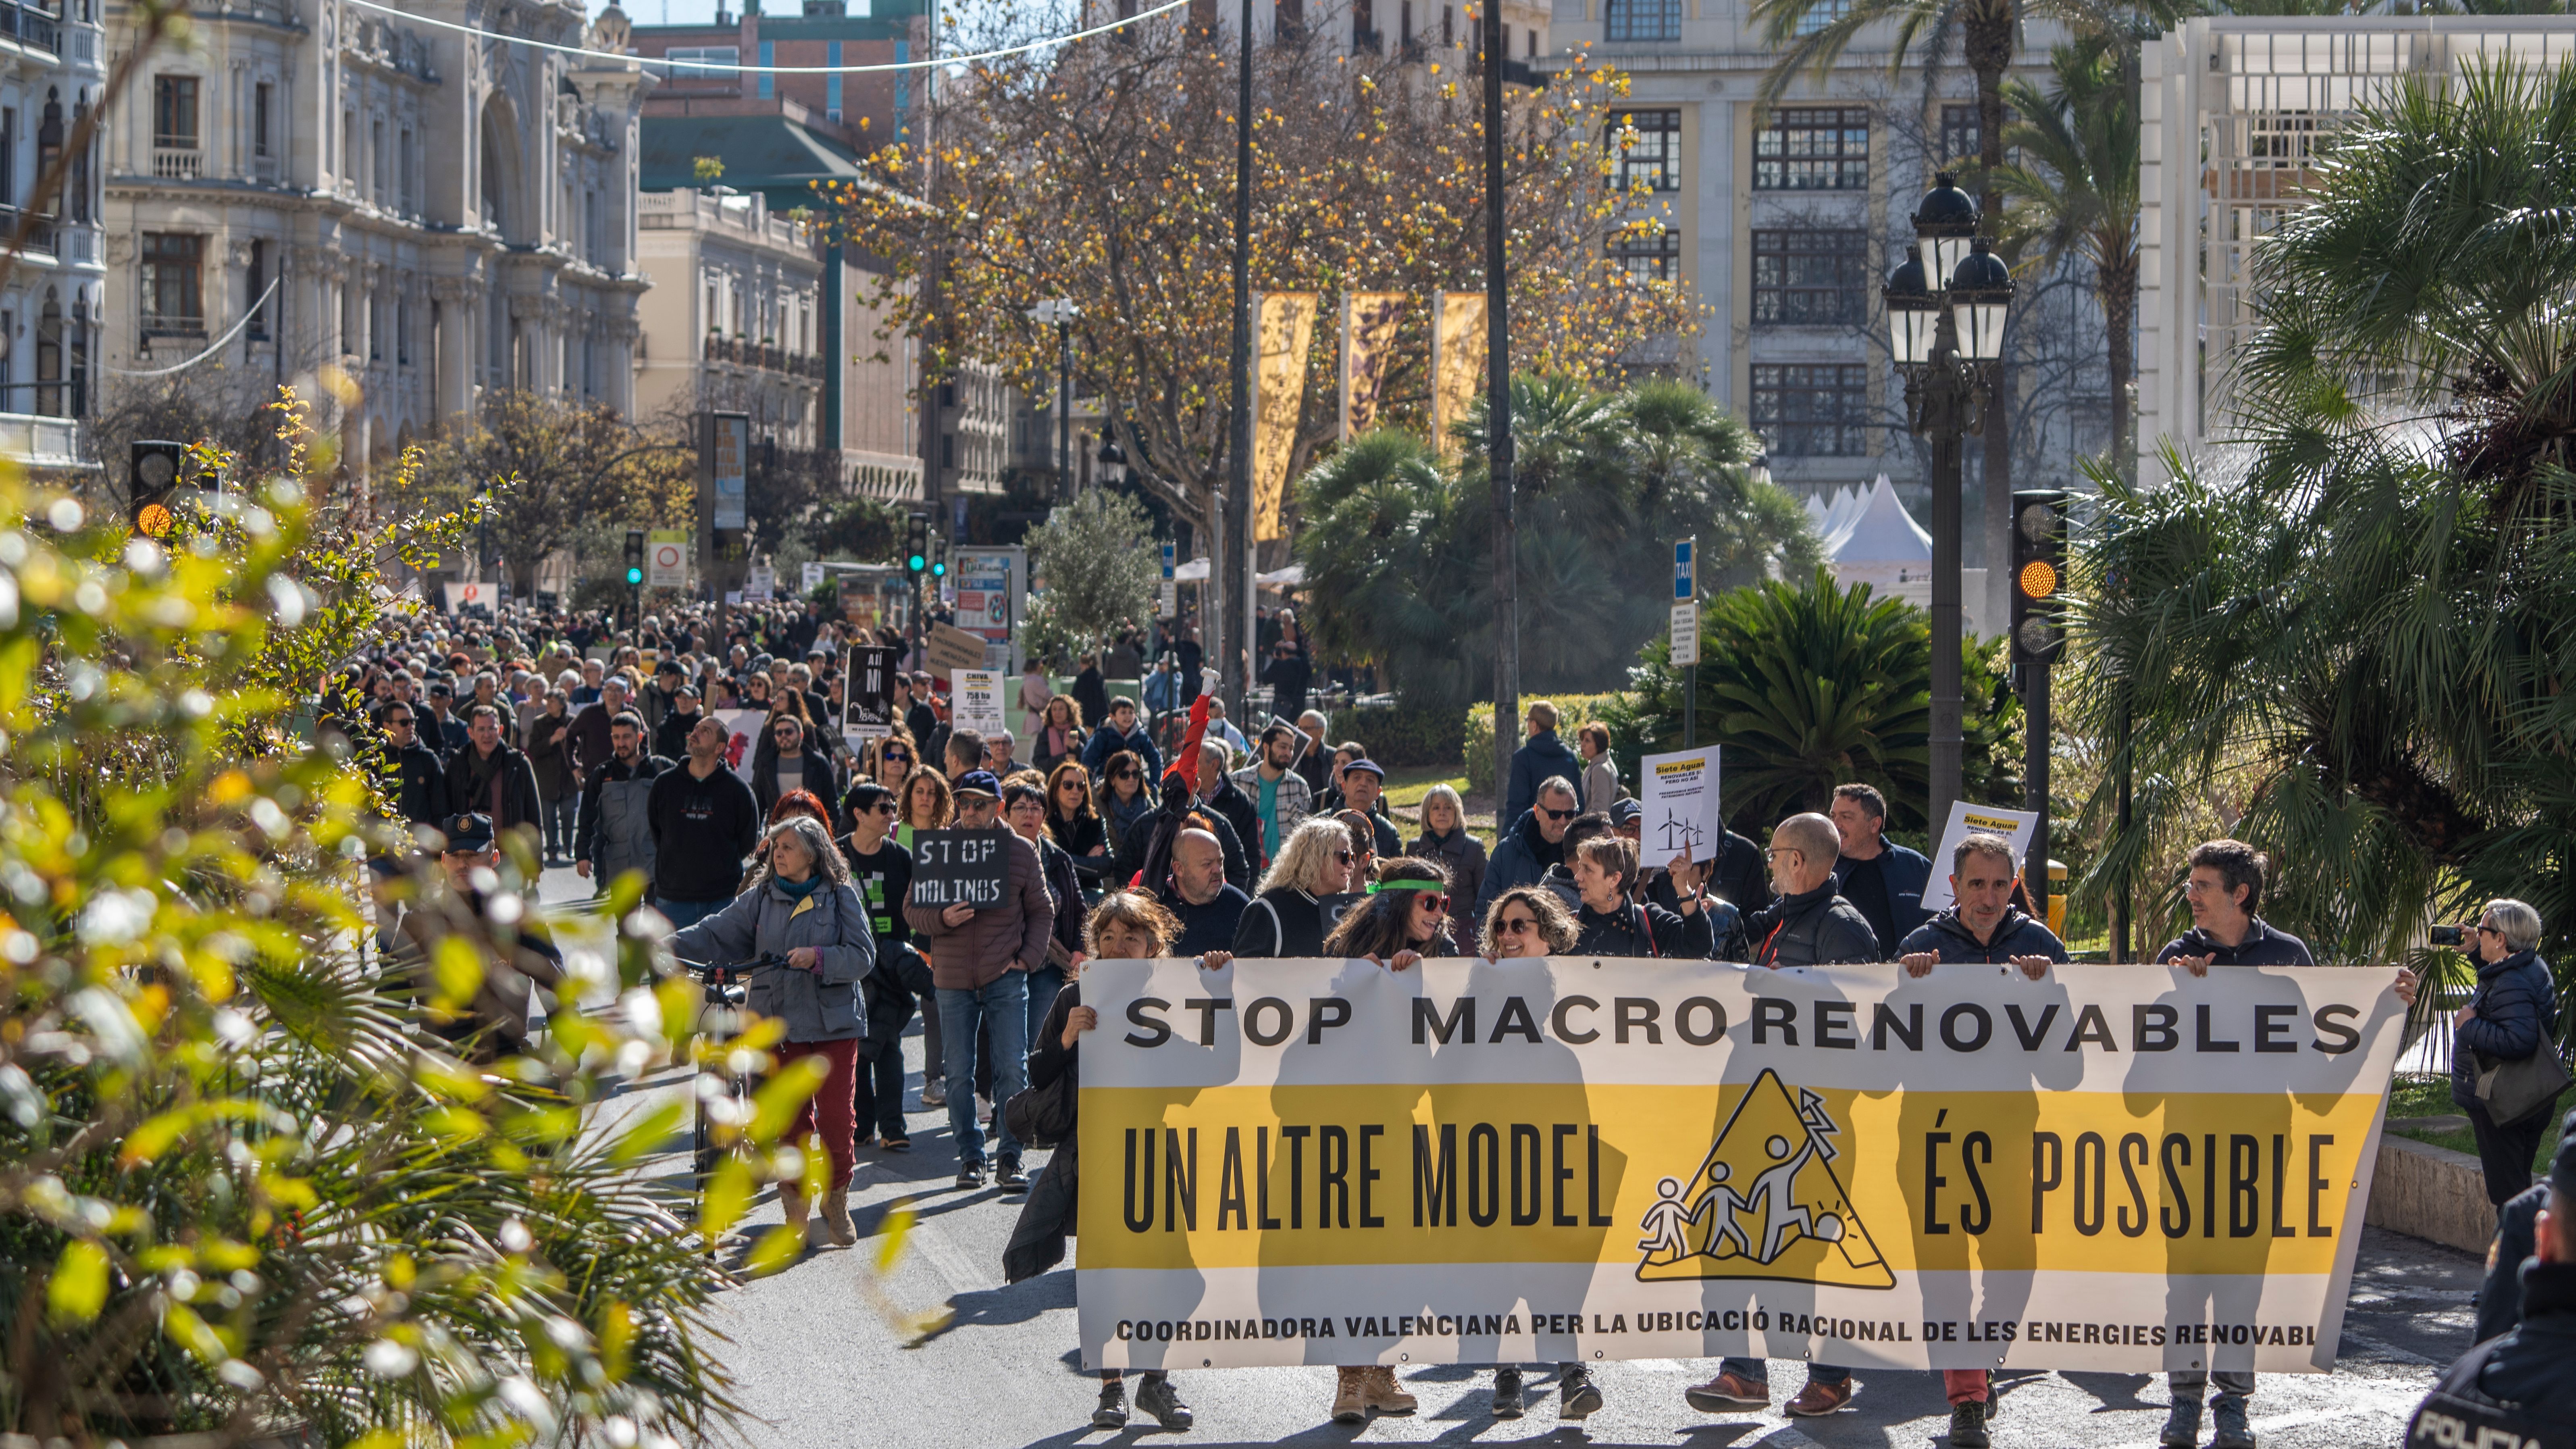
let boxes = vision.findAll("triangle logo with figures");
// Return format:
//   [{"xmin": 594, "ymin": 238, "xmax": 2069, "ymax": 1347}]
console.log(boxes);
[{"xmin": 1634, "ymin": 1068, "xmax": 1895, "ymax": 1289}]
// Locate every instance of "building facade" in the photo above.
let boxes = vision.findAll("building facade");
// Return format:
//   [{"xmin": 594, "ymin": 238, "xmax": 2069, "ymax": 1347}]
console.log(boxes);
[
  {"xmin": 633, "ymin": 185, "xmax": 824, "ymax": 446},
  {"xmin": 0, "ymin": 0, "xmax": 107, "ymax": 471},
  {"xmin": 2136, "ymin": 15, "xmax": 2576, "ymax": 482},
  {"xmin": 102, "ymin": 0, "xmax": 653, "ymax": 475}
]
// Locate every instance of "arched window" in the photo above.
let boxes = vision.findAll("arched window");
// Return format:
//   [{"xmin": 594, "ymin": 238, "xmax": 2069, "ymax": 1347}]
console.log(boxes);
[{"xmin": 35, "ymin": 289, "xmax": 61, "ymax": 417}]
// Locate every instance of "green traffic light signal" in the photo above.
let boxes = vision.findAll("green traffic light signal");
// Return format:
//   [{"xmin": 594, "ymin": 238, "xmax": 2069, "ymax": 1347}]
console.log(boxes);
[
  {"xmin": 908, "ymin": 553, "xmax": 926, "ymax": 571},
  {"xmin": 931, "ymin": 560, "xmax": 946, "ymax": 577},
  {"xmin": 626, "ymin": 567, "xmax": 643, "ymax": 585}
]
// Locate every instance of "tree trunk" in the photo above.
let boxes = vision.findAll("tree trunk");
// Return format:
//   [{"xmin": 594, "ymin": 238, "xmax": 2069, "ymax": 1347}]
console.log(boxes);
[
  {"xmin": 2100, "ymin": 250, "xmax": 2137, "ymax": 480},
  {"xmin": 1968, "ymin": 0, "xmax": 2015, "ymax": 642}
]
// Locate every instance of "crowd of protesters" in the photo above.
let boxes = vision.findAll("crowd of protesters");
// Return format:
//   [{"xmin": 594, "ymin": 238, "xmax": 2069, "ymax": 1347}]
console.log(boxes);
[{"xmin": 351, "ymin": 594, "xmax": 2564, "ymax": 1447}]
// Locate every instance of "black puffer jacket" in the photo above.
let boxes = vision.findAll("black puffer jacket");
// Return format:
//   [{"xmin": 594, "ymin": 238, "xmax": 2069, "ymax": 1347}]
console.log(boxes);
[
  {"xmin": 1233, "ymin": 887, "xmax": 1330, "ymax": 958},
  {"xmin": 2409, "ymin": 1260, "xmax": 2576, "ymax": 1445},
  {"xmin": 1746, "ymin": 881, "xmax": 1881, "ymax": 966},
  {"xmin": 1005, "ymin": 981, "xmax": 1083, "ymax": 1284},
  {"xmin": 1572, "ymin": 897, "xmax": 1715, "ymax": 959},
  {"xmin": 1896, "ymin": 907, "xmax": 2069, "ymax": 964}
]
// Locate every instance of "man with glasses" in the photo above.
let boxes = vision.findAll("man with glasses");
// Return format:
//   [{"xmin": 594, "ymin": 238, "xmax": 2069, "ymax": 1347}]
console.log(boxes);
[
  {"xmin": 1686, "ymin": 810, "xmax": 1877, "ymax": 1422},
  {"xmin": 1473, "ymin": 776, "xmax": 1581, "ymax": 926},
  {"xmin": 372, "ymin": 700, "xmax": 447, "ymax": 836},
  {"xmin": 2147, "ymin": 838, "xmax": 2310, "ymax": 1449},
  {"xmin": 754, "ymin": 713, "xmax": 839, "ymax": 825}
]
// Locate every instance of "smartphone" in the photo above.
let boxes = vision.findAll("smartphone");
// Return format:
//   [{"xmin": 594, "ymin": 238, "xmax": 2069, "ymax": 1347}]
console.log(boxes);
[{"xmin": 2428, "ymin": 924, "xmax": 2465, "ymax": 947}]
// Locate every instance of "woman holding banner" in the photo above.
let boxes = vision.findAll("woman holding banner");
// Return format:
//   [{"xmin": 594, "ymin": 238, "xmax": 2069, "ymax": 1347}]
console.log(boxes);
[{"xmin": 1007, "ymin": 891, "xmax": 1228, "ymax": 1432}]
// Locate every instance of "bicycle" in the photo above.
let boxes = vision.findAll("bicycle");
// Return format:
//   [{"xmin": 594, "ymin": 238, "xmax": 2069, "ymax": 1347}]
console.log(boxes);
[{"xmin": 679, "ymin": 952, "xmax": 787, "ymax": 1195}]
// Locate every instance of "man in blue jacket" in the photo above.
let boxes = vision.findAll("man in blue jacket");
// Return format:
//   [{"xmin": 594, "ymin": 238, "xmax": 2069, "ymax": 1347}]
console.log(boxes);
[
  {"xmin": 1504, "ymin": 700, "xmax": 1583, "ymax": 827},
  {"xmin": 1828, "ymin": 783, "xmax": 1930, "ymax": 954},
  {"xmin": 1474, "ymin": 776, "xmax": 1580, "ymax": 926}
]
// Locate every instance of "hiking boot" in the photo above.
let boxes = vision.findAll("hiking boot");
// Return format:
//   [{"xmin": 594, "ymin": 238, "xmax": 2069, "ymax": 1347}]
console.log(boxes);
[
  {"xmin": 1331, "ymin": 1367, "xmax": 1367, "ymax": 1424},
  {"xmin": 1093, "ymin": 1377, "xmax": 1129, "ymax": 1430},
  {"xmin": 2160, "ymin": 1396, "xmax": 2204, "ymax": 1448},
  {"xmin": 1786, "ymin": 1376, "xmax": 1854, "ymax": 1417},
  {"xmin": 2211, "ymin": 1394, "xmax": 2256, "ymax": 1449},
  {"xmin": 1359, "ymin": 1366, "xmax": 1416, "ymax": 1416},
  {"xmin": 1949, "ymin": 1399, "xmax": 1991, "ymax": 1449},
  {"xmin": 955, "ymin": 1160, "xmax": 984, "ymax": 1190},
  {"xmin": 995, "ymin": 1155, "xmax": 1028, "ymax": 1191},
  {"xmin": 1685, "ymin": 1371, "xmax": 1769, "ymax": 1412},
  {"xmin": 820, "ymin": 1187, "xmax": 857, "ymax": 1247},
  {"xmin": 1133, "ymin": 1372, "xmax": 1193, "ymax": 1430},
  {"xmin": 778, "ymin": 1187, "xmax": 811, "ymax": 1243},
  {"xmin": 1558, "ymin": 1365, "xmax": 1603, "ymax": 1420},
  {"xmin": 1490, "ymin": 1366, "xmax": 1524, "ymax": 1419}
]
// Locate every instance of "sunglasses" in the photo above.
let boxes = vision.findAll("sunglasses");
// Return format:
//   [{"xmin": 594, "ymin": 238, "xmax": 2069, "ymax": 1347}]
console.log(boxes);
[
  {"xmin": 1409, "ymin": 893, "xmax": 1450, "ymax": 912},
  {"xmin": 384, "ymin": 715, "xmax": 415, "ymax": 726},
  {"xmin": 1333, "ymin": 850, "xmax": 1355, "ymax": 864},
  {"xmin": 884, "ymin": 750, "xmax": 912, "ymax": 764},
  {"xmin": 1539, "ymin": 807, "xmax": 1575, "ymax": 822},
  {"xmin": 1498, "ymin": 916, "xmax": 1538, "ymax": 936},
  {"xmin": 872, "ymin": 802, "xmax": 899, "ymax": 816}
]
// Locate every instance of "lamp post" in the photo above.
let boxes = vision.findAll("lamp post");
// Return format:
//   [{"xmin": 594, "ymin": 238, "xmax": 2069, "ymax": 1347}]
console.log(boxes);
[
  {"xmin": 1885, "ymin": 171, "xmax": 2014, "ymax": 836},
  {"xmin": 1028, "ymin": 298, "xmax": 1079, "ymax": 498},
  {"xmin": 1096, "ymin": 428, "xmax": 1127, "ymax": 487}
]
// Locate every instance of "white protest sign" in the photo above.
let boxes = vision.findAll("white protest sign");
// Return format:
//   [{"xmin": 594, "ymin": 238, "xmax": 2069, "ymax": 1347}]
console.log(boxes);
[
  {"xmin": 712, "ymin": 708, "xmax": 764, "ymax": 783},
  {"xmin": 953, "ymin": 668, "xmax": 1006, "ymax": 738},
  {"xmin": 802, "ymin": 561, "xmax": 826, "ymax": 595},
  {"xmin": 1638, "ymin": 745, "xmax": 1720, "ymax": 861},
  {"xmin": 1920, "ymin": 800, "xmax": 2042, "ymax": 911}
]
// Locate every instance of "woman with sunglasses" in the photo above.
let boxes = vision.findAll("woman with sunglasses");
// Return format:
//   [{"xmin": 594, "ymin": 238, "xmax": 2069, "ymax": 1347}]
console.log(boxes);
[
  {"xmin": 1043, "ymin": 760, "xmax": 1109, "ymax": 881},
  {"xmin": 1097, "ymin": 749, "xmax": 1155, "ymax": 855},
  {"xmin": 1232, "ymin": 816, "xmax": 1358, "ymax": 957},
  {"xmin": 1470, "ymin": 885, "xmax": 1604, "ymax": 1422}
]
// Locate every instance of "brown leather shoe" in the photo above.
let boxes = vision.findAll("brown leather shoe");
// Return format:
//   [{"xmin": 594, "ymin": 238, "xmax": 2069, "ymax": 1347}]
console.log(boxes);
[
  {"xmin": 1685, "ymin": 1371, "xmax": 1770, "ymax": 1411},
  {"xmin": 1360, "ymin": 1365, "xmax": 1417, "ymax": 1416},
  {"xmin": 820, "ymin": 1187, "xmax": 857, "ymax": 1247},
  {"xmin": 1331, "ymin": 1367, "xmax": 1367, "ymax": 1423},
  {"xmin": 1785, "ymin": 1376, "xmax": 1855, "ymax": 1417}
]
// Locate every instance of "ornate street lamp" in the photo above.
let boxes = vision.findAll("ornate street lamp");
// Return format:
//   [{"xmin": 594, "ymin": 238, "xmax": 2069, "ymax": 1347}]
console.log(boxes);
[{"xmin": 1885, "ymin": 171, "xmax": 2014, "ymax": 835}]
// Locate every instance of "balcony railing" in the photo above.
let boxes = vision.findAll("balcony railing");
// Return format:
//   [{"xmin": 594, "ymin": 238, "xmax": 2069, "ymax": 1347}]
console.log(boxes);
[
  {"xmin": 0, "ymin": 2, "xmax": 63, "ymax": 53},
  {"xmin": 152, "ymin": 145, "xmax": 202, "ymax": 179},
  {"xmin": 141, "ymin": 314, "xmax": 208, "ymax": 342},
  {"xmin": 702, "ymin": 335, "xmax": 824, "ymax": 377},
  {"xmin": 0, "ymin": 205, "xmax": 56, "ymax": 257}
]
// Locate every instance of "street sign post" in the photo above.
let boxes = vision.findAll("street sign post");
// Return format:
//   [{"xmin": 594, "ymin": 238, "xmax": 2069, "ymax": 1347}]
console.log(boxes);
[
  {"xmin": 646, "ymin": 530, "xmax": 689, "ymax": 589},
  {"xmin": 1672, "ymin": 540, "xmax": 1698, "ymax": 745}
]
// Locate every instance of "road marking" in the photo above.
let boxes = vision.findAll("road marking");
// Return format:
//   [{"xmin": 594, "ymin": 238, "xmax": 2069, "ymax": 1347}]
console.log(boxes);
[
  {"xmin": 2338, "ymin": 1326, "xmax": 2442, "ymax": 1366},
  {"xmin": 906, "ymin": 1215, "xmax": 981, "ymax": 1294}
]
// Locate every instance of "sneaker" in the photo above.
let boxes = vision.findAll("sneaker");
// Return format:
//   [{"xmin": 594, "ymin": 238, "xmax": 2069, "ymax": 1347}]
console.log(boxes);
[
  {"xmin": 1133, "ymin": 1372, "xmax": 1193, "ymax": 1430},
  {"xmin": 2160, "ymin": 1397, "xmax": 2203, "ymax": 1448},
  {"xmin": 2211, "ymin": 1395, "xmax": 2255, "ymax": 1449},
  {"xmin": 1558, "ymin": 1365, "xmax": 1603, "ymax": 1420},
  {"xmin": 1785, "ymin": 1377, "xmax": 1854, "ymax": 1417},
  {"xmin": 922, "ymin": 1080, "xmax": 948, "ymax": 1108},
  {"xmin": 955, "ymin": 1161, "xmax": 984, "ymax": 1190},
  {"xmin": 1949, "ymin": 1399, "xmax": 1991, "ymax": 1449},
  {"xmin": 1685, "ymin": 1371, "xmax": 1769, "ymax": 1412},
  {"xmin": 1491, "ymin": 1366, "xmax": 1524, "ymax": 1420},
  {"xmin": 1093, "ymin": 1378, "xmax": 1128, "ymax": 1430},
  {"xmin": 995, "ymin": 1156, "xmax": 1028, "ymax": 1191}
]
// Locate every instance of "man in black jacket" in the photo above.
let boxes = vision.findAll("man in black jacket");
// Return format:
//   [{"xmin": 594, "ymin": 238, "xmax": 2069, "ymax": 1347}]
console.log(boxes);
[
  {"xmin": 2408, "ymin": 1118, "xmax": 2576, "ymax": 1447},
  {"xmin": 443, "ymin": 705, "xmax": 544, "ymax": 846},
  {"xmin": 754, "ymin": 712, "xmax": 840, "ymax": 826},
  {"xmin": 1897, "ymin": 832, "xmax": 2068, "ymax": 972},
  {"xmin": 842, "ymin": 782, "xmax": 925, "ymax": 1152},
  {"xmin": 1686, "ymin": 810, "xmax": 1875, "ymax": 1422},
  {"xmin": 646, "ymin": 716, "xmax": 760, "ymax": 931},
  {"xmin": 372, "ymin": 701, "xmax": 447, "ymax": 839},
  {"xmin": 1159, "ymin": 828, "xmax": 1249, "ymax": 955}
]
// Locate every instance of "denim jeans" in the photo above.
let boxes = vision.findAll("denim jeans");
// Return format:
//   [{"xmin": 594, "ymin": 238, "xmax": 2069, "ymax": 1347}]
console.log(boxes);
[
  {"xmin": 939, "ymin": 972, "xmax": 1028, "ymax": 1166},
  {"xmin": 658, "ymin": 897, "xmax": 732, "ymax": 932},
  {"xmin": 541, "ymin": 793, "xmax": 577, "ymax": 858},
  {"xmin": 1024, "ymin": 964, "xmax": 1065, "ymax": 1047},
  {"xmin": 1717, "ymin": 1358, "xmax": 1850, "ymax": 1390}
]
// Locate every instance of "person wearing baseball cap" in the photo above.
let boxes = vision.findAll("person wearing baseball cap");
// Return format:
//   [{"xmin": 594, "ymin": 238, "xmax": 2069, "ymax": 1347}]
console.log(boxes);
[
  {"xmin": 903, "ymin": 765, "xmax": 1053, "ymax": 1193},
  {"xmin": 2410, "ymin": 1107, "xmax": 2576, "ymax": 1443}
]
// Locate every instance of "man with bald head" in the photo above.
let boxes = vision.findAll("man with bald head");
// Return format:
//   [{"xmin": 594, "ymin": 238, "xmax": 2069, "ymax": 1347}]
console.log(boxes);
[
  {"xmin": 1160, "ymin": 826, "xmax": 1250, "ymax": 956},
  {"xmin": 1683, "ymin": 808, "xmax": 1882, "ymax": 1423}
]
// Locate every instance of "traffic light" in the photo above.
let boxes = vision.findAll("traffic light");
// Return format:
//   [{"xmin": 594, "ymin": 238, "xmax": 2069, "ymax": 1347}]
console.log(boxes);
[
  {"xmin": 905, "ymin": 513, "xmax": 929, "ymax": 575},
  {"xmin": 2010, "ymin": 489, "xmax": 2069, "ymax": 664},
  {"xmin": 930, "ymin": 530, "xmax": 949, "ymax": 579},
  {"xmin": 623, "ymin": 528, "xmax": 646, "ymax": 587},
  {"xmin": 129, "ymin": 440, "xmax": 184, "ymax": 536}
]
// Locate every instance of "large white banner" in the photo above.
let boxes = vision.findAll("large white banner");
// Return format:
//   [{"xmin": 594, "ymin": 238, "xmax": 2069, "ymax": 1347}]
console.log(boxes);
[{"xmin": 1076, "ymin": 958, "xmax": 2406, "ymax": 1375}]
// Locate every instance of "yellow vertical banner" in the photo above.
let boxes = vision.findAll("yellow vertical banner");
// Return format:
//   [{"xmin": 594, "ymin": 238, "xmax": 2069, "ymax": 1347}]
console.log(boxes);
[
  {"xmin": 1253, "ymin": 292, "xmax": 1317, "ymax": 543},
  {"xmin": 1338, "ymin": 291, "xmax": 1407, "ymax": 442},
  {"xmin": 1429, "ymin": 291, "xmax": 1488, "ymax": 463}
]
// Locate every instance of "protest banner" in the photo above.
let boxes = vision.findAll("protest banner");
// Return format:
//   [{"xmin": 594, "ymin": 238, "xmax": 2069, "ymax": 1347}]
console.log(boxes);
[
  {"xmin": 1077, "ymin": 957, "xmax": 2405, "ymax": 1376},
  {"xmin": 925, "ymin": 623, "xmax": 989, "ymax": 675},
  {"xmin": 954, "ymin": 668, "xmax": 1006, "ymax": 737},
  {"xmin": 844, "ymin": 644, "xmax": 901, "ymax": 741},
  {"xmin": 909, "ymin": 828, "xmax": 1014, "ymax": 909},
  {"xmin": 1923, "ymin": 802, "xmax": 2043, "ymax": 911},
  {"xmin": 1638, "ymin": 747, "xmax": 1720, "ymax": 861}
]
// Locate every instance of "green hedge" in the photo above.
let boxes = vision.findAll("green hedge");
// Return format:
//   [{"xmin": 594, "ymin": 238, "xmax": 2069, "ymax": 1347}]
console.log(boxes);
[
  {"xmin": 1334, "ymin": 702, "xmax": 1467, "ymax": 769},
  {"xmin": 1464, "ymin": 693, "xmax": 1639, "ymax": 796}
]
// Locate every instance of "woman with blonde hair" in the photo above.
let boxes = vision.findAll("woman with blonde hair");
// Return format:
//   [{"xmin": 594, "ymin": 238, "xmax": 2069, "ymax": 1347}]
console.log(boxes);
[
  {"xmin": 1408, "ymin": 783, "xmax": 1488, "ymax": 950},
  {"xmin": 1233, "ymin": 816, "xmax": 1359, "ymax": 957},
  {"xmin": 1009, "ymin": 890, "xmax": 1226, "ymax": 1432}
]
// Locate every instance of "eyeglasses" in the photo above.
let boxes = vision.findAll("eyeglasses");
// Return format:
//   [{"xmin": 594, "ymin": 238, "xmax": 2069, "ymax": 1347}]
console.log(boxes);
[
  {"xmin": 1333, "ymin": 850, "xmax": 1355, "ymax": 864},
  {"xmin": 1765, "ymin": 847, "xmax": 1802, "ymax": 861},
  {"xmin": 1498, "ymin": 917, "xmax": 1538, "ymax": 936},
  {"xmin": 2476, "ymin": 923, "xmax": 2503, "ymax": 937},
  {"xmin": 1539, "ymin": 807, "xmax": 1575, "ymax": 822}
]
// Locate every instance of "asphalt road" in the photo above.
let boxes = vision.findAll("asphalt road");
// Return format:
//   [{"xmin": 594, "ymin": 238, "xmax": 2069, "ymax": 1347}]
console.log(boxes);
[{"xmin": 533, "ymin": 864, "xmax": 2474, "ymax": 1449}]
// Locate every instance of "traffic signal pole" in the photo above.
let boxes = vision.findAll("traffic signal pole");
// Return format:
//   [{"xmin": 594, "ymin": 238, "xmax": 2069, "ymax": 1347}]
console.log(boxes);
[{"xmin": 2009, "ymin": 489, "xmax": 2068, "ymax": 926}]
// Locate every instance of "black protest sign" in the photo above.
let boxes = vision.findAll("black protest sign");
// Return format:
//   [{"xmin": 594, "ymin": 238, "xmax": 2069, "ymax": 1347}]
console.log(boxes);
[
  {"xmin": 909, "ymin": 828, "xmax": 1013, "ymax": 910},
  {"xmin": 845, "ymin": 644, "xmax": 901, "ymax": 734}
]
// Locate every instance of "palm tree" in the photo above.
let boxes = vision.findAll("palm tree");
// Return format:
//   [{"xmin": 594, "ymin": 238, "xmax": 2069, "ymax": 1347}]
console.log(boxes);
[{"xmin": 1992, "ymin": 39, "xmax": 2141, "ymax": 471}]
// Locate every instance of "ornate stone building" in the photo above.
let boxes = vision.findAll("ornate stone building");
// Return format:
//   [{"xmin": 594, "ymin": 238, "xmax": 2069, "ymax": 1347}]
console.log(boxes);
[
  {"xmin": 102, "ymin": 0, "xmax": 653, "ymax": 473},
  {"xmin": 0, "ymin": 0, "xmax": 108, "ymax": 471}
]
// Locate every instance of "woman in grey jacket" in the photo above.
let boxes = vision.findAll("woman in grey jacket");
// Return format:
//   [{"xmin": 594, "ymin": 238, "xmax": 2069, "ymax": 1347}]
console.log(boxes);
[{"xmin": 668, "ymin": 815, "xmax": 876, "ymax": 1247}]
